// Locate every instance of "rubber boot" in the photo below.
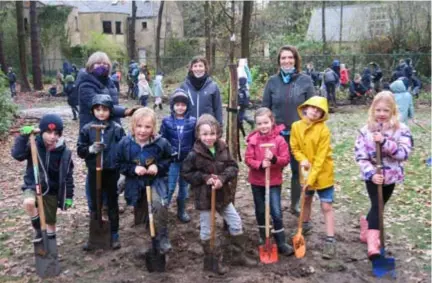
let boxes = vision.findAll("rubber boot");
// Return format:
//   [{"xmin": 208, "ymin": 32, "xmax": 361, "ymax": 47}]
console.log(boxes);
[
  {"xmin": 177, "ymin": 199, "xmax": 191, "ymax": 223},
  {"xmin": 290, "ymin": 177, "xmax": 301, "ymax": 216},
  {"xmin": 273, "ymin": 230, "xmax": 294, "ymax": 256},
  {"xmin": 111, "ymin": 232, "xmax": 121, "ymax": 250},
  {"xmin": 367, "ymin": 229, "xmax": 380, "ymax": 260},
  {"xmin": 230, "ymin": 235, "xmax": 257, "ymax": 267},
  {"xmin": 258, "ymin": 227, "xmax": 266, "ymax": 245},
  {"xmin": 202, "ymin": 240, "xmax": 228, "ymax": 275},
  {"xmin": 158, "ymin": 227, "xmax": 172, "ymax": 254},
  {"xmin": 360, "ymin": 216, "xmax": 368, "ymax": 243}
]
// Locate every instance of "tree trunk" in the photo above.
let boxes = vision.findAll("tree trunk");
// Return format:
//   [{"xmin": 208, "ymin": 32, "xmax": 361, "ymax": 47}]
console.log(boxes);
[
  {"xmin": 322, "ymin": 1, "xmax": 326, "ymax": 54},
  {"xmin": 339, "ymin": 1, "xmax": 343, "ymax": 53},
  {"xmin": 227, "ymin": 63, "xmax": 239, "ymax": 161},
  {"xmin": 129, "ymin": 1, "xmax": 137, "ymax": 61},
  {"xmin": 0, "ymin": 30, "xmax": 7, "ymax": 74},
  {"xmin": 204, "ymin": 1, "xmax": 211, "ymax": 69},
  {"xmin": 155, "ymin": 1, "xmax": 165, "ymax": 72},
  {"xmin": 30, "ymin": 1, "xmax": 43, "ymax": 90},
  {"xmin": 229, "ymin": 0, "xmax": 235, "ymax": 63},
  {"xmin": 16, "ymin": 1, "xmax": 31, "ymax": 92},
  {"xmin": 241, "ymin": 1, "xmax": 253, "ymax": 59}
]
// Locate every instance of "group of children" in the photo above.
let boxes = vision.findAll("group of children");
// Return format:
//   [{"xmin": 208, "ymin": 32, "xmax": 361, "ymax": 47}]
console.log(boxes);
[{"xmin": 11, "ymin": 84, "xmax": 412, "ymax": 274}]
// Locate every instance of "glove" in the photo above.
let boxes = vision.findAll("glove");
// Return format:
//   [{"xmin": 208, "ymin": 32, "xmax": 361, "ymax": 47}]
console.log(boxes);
[
  {"xmin": 89, "ymin": 142, "xmax": 105, "ymax": 154},
  {"xmin": 65, "ymin": 198, "xmax": 73, "ymax": 209},
  {"xmin": 20, "ymin": 125, "xmax": 35, "ymax": 136}
]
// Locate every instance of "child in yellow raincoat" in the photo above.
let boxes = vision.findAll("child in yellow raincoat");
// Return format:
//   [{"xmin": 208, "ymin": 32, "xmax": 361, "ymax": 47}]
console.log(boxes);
[{"xmin": 290, "ymin": 96, "xmax": 335, "ymax": 259}]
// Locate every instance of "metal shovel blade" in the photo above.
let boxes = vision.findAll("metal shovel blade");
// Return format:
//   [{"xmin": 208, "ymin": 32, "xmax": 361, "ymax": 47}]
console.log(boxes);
[
  {"xmin": 144, "ymin": 239, "xmax": 166, "ymax": 273},
  {"xmin": 203, "ymin": 252, "xmax": 219, "ymax": 273},
  {"xmin": 34, "ymin": 237, "xmax": 60, "ymax": 278},
  {"xmin": 259, "ymin": 238, "xmax": 278, "ymax": 264},
  {"xmin": 372, "ymin": 249, "xmax": 396, "ymax": 278},
  {"xmin": 89, "ymin": 218, "xmax": 111, "ymax": 250}
]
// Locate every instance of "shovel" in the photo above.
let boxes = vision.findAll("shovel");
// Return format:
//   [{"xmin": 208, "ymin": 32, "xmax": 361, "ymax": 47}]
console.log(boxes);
[
  {"xmin": 203, "ymin": 185, "xmax": 220, "ymax": 272},
  {"xmin": 88, "ymin": 124, "xmax": 111, "ymax": 250},
  {"xmin": 372, "ymin": 141, "xmax": 396, "ymax": 278},
  {"xmin": 292, "ymin": 165, "xmax": 309, "ymax": 259},
  {"xmin": 144, "ymin": 181, "xmax": 166, "ymax": 272},
  {"xmin": 259, "ymin": 143, "xmax": 278, "ymax": 264},
  {"xmin": 29, "ymin": 131, "xmax": 61, "ymax": 278}
]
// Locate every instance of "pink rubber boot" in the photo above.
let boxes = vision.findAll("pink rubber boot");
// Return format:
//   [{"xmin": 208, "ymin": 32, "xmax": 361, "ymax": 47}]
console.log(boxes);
[
  {"xmin": 360, "ymin": 216, "xmax": 368, "ymax": 243},
  {"xmin": 367, "ymin": 229, "xmax": 380, "ymax": 260}
]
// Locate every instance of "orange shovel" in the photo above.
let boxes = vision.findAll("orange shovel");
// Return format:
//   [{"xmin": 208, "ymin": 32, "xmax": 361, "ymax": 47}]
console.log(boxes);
[
  {"xmin": 258, "ymin": 143, "xmax": 278, "ymax": 264},
  {"xmin": 292, "ymin": 165, "xmax": 309, "ymax": 258}
]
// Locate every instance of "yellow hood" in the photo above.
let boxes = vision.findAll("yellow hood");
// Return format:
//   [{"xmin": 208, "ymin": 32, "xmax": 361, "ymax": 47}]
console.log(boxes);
[{"xmin": 297, "ymin": 96, "xmax": 329, "ymax": 122}]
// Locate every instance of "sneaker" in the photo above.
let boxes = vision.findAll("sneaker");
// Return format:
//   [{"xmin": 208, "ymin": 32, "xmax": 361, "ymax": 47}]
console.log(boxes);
[
  {"xmin": 322, "ymin": 241, "xmax": 336, "ymax": 259},
  {"xmin": 302, "ymin": 222, "xmax": 313, "ymax": 235}
]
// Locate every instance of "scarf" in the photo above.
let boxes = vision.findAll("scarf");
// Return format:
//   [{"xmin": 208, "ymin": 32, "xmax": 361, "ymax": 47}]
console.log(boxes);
[
  {"xmin": 188, "ymin": 72, "xmax": 209, "ymax": 91},
  {"xmin": 279, "ymin": 68, "xmax": 296, "ymax": 84}
]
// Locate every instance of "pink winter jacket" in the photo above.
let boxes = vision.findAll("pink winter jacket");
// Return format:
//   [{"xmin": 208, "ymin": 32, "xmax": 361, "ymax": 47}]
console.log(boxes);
[
  {"xmin": 245, "ymin": 124, "xmax": 290, "ymax": 186},
  {"xmin": 354, "ymin": 123, "xmax": 412, "ymax": 184}
]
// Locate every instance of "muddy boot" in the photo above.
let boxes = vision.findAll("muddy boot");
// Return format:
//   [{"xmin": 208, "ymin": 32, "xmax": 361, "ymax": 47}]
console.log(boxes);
[
  {"xmin": 273, "ymin": 230, "xmax": 294, "ymax": 256},
  {"xmin": 322, "ymin": 237, "xmax": 336, "ymax": 259},
  {"xmin": 177, "ymin": 199, "xmax": 191, "ymax": 223},
  {"xmin": 290, "ymin": 178, "xmax": 301, "ymax": 217},
  {"xmin": 230, "ymin": 235, "xmax": 257, "ymax": 267},
  {"xmin": 367, "ymin": 229, "xmax": 380, "ymax": 260},
  {"xmin": 32, "ymin": 229, "xmax": 42, "ymax": 243},
  {"xmin": 202, "ymin": 240, "xmax": 228, "ymax": 275},
  {"xmin": 258, "ymin": 227, "xmax": 266, "ymax": 245},
  {"xmin": 159, "ymin": 104, "xmax": 163, "ymax": 110},
  {"xmin": 158, "ymin": 228, "xmax": 172, "ymax": 254},
  {"xmin": 111, "ymin": 232, "xmax": 121, "ymax": 250},
  {"xmin": 360, "ymin": 216, "xmax": 368, "ymax": 243}
]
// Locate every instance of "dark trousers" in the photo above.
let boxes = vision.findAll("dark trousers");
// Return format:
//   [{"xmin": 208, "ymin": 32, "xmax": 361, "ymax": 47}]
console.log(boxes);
[
  {"xmin": 283, "ymin": 135, "xmax": 300, "ymax": 209},
  {"xmin": 88, "ymin": 169, "xmax": 120, "ymax": 233},
  {"xmin": 365, "ymin": 181, "xmax": 395, "ymax": 230},
  {"xmin": 325, "ymin": 82, "xmax": 337, "ymax": 105},
  {"xmin": 251, "ymin": 185, "xmax": 283, "ymax": 231},
  {"xmin": 139, "ymin": 95, "xmax": 148, "ymax": 107},
  {"xmin": 70, "ymin": 105, "xmax": 78, "ymax": 119}
]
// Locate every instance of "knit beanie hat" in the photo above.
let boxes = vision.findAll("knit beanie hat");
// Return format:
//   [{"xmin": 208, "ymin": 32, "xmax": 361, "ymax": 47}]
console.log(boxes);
[
  {"xmin": 171, "ymin": 89, "xmax": 189, "ymax": 105},
  {"xmin": 39, "ymin": 114, "xmax": 64, "ymax": 136}
]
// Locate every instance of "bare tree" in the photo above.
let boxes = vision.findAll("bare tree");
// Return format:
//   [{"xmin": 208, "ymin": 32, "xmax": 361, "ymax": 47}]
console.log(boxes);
[
  {"xmin": 322, "ymin": 1, "xmax": 326, "ymax": 54},
  {"xmin": 229, "ymin": 0, "xmax": 235, "ymax": 63},
  {"xmin": 16, "ymin": 1, "xmax": 31, "ymax": 92},
  {"xmin": 155, "ymin": 1, "xmax": 165, "ymax": 72},
  {"xmin": 0, "ymin": 2, "xmax": 7, "ymax": 73},
  {"xmin": 30, "ymin": 1, "xmax": 43, "ymax": 90},
  {"xmin": 241, "ymin": 1, "xmax": 253, "ymax": 59},
  {"xmin": 204, "ymin": 1, "xmax": 211, "ymax": 68},
  {"xmin": 339, "ymin": 1, "xmax": 343, "ymax": 52},
  {"xmin": 129, "ymin": 1, "xmax": 137, "ymax": 61}
]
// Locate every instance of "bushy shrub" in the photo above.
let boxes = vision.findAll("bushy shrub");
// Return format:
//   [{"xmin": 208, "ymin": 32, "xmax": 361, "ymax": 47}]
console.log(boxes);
[{"xmin": 0, "ymin": 72, "xmax": 18, "ymax": 137}]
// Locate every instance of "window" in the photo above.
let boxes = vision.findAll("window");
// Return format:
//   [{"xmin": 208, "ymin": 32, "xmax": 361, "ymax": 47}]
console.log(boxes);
[
  {"xmin": 102, "ymin": 21, "xmax": 112, "ymax": 34},
  {"xmin": 141, "ymin": 21, "xmax": 147, "ymax": 30},
  {"xmin": 24, "ymin": 17, "xmax": 28, "ymax": 32},
  {"xmin": 368, "ymin": 7, "xmax": 389, "ymax": 38},
  {"xmin": 75, "ymin": 16, "xmax": 79, "ymax": 31},
  {"xmin": 115, "ymin": 21, "xmax": 122, "ymax": 34}
]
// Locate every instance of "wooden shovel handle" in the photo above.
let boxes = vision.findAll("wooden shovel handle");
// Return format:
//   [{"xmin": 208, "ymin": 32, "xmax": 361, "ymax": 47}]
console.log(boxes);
[
  {"xmin": 297, "ymin": 165, "xmax": 309, "ymax": 231},
  {"xmin": 146, "ymin": 185, "xmax": 155, "ymax": 238},
  {"xmin": 92, "ymin": 126, "xmax": 104, "ymax": 222},
  {"xmin": 376, "ymin": 142, "xmax": 385, "ymax": 249},
  {"xmin": 29, "ymin": 133, "xmax": 47, "ymax": 231},
  {"xmin": 265, "ymin": 166, "xmax": 270, "ymax": 239},
  {"xmin": 210, "ymin": 186, "xmax": 216, "ymax": 249}
]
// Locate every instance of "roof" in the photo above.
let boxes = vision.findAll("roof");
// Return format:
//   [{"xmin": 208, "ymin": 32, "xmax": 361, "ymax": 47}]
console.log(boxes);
[
  {"xmin": 306, "ymin": 3, "xmax": 390, "ymax": 42},
  {"xmin": 39, "ymin": 0, "xmax": 160, "ymax": 17}
]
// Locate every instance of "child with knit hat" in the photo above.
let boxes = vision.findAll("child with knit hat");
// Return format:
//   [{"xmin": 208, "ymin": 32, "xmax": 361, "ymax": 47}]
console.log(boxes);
[{"xmin": 11, "ymin": 114, "xmax": 75, "ymax": 242}]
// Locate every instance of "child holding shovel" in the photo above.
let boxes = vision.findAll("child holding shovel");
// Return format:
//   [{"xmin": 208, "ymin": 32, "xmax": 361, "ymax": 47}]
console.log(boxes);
[
  {"xmin": 354, "ymin": 91, "xmax": 412, "ymax": 260},
  {"xmin": 11, "ymin": 114, "xmax": 74, "ymax": 243},
  {"xmin": 77, "ymin": 94, "xmax": 125, "ymax": 250},
  {"xmin": 290, "ymin": 96, "xmax": 336, "ymax": 259},
  {"xmin": 181, "ymin": 114, "xmax": 256, "ymax": 275},
  {"xmin": 116, "ymin": 107, "xmax": 173, "ymax": 254},
  {"xmin": 244, "ymin": 107, "xmax": 293, "ymax": 256}
]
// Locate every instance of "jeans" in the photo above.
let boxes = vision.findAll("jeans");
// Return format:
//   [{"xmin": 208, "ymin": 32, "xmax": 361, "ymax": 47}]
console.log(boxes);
[
  {"xmin": 10, "ymin": 83, "xmax": 16, "ymax": 96},
  {"xmin": 167, "ymin": 161, "xmax": 189, "ymax": 204},
  {"xmin": 325, "ymin": 82, "xmax": 336, "ymax": 105},
  {"xmin": 251, "ymin": 185, "xmax": 284, "ymax": 232},
  {"xmin": 366, "ymin": 181, "xmax": 395, "ymax": 230},
  {"xmin": 199, "ymin": 203, "xmax": 243, "ymax": 240},
  {"xmin": 283, "ymin": 135, "xmax": 300, "ymax": 210}
]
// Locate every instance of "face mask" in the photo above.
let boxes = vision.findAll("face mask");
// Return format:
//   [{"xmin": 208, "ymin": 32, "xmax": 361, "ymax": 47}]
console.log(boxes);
[
  {"xmin": 281, "ymin": 67, "xmax": 295, "ymax": 74},
  {"xmin": 93, "ymin": 66, "xmax": 109, "ymax": 77}
]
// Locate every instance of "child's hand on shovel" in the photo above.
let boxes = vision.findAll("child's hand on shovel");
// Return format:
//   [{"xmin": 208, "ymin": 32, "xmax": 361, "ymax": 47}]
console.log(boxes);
[
  {"xmin": 212, "ymin": 178, "xmax": 223, "ymax": 190},
  {"xmin": 147, "ymin": 164, "xmax": 158, "ymax": 175}
]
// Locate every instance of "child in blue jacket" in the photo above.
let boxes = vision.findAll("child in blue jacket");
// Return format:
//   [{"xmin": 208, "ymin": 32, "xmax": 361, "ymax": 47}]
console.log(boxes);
[{"xmin": 160, "ymin": 89, "xmax": 196, "ymax": 223}]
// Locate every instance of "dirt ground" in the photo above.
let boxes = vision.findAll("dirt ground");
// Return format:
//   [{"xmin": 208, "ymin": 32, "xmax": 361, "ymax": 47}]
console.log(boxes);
[{"xmin": 0, "ymin": 95, "xmax": 430, "ymax": 283}]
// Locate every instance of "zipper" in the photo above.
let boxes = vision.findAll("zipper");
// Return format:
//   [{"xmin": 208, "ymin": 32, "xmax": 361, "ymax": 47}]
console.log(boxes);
[
  {"xmin": 197, "ymin": 92, "xmax": 200, "ymax": 118},
  {"xmin": 177, "ymin": 125, "xmax": 181, "ymax": 160}
]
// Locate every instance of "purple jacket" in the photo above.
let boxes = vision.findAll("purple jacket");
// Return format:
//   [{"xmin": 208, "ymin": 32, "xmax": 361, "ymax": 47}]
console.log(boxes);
[{"xmin": 354, "ymin": 123, "xmax": 412, "ymax": 184}]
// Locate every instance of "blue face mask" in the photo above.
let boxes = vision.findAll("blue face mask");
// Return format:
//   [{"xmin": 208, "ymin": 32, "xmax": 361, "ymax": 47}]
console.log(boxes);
[{"xmin": 92, "ymin": 66, "xmax": 109, "ymax": 77}]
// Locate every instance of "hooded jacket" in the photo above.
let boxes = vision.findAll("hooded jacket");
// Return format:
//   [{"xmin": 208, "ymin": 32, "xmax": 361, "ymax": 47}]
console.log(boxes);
[
  {"xmin": 179, "ymin": 76, "xmax": 223, "ymax": 126},
  {"xmin": 361, "ymin": 68, "xmax": 372, "ymax": 89},
  {"xmin": 116, "ymin": 134, "xmax": 172, "ymax": 206},
  {"xmin": 262, "ymin": 72, "xmax": 315, "ymax": 131},
  {"xmin": 11, "ymin": 135, "xmax": 74, "ymax": 210},
  {"xmin": 181, "ymin": 139, "xmax": 238, "ymax": 211},
  {"xmin": 390, "ymin": 80, "xmax": 414, "ymax": 124},
  {"xmin": 290, "ymin": 96, "xmax": 334, "ymax": 189},
  {"xmin": 159, "ymin": 89, "xmax": 197, "ymax": 161},
  {"xmin": 245, "ymin": 124, "xmax": 290, "ymax": 186},
  {"xmin": 78, "ymin": 71, "xmax": 125, "ymax": 130}
]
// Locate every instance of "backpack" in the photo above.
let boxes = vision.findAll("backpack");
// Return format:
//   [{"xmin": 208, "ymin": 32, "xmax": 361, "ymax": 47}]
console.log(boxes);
[{"xmin": 324, "ymin": 69, "xmax": 337, "ymax": 83}]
